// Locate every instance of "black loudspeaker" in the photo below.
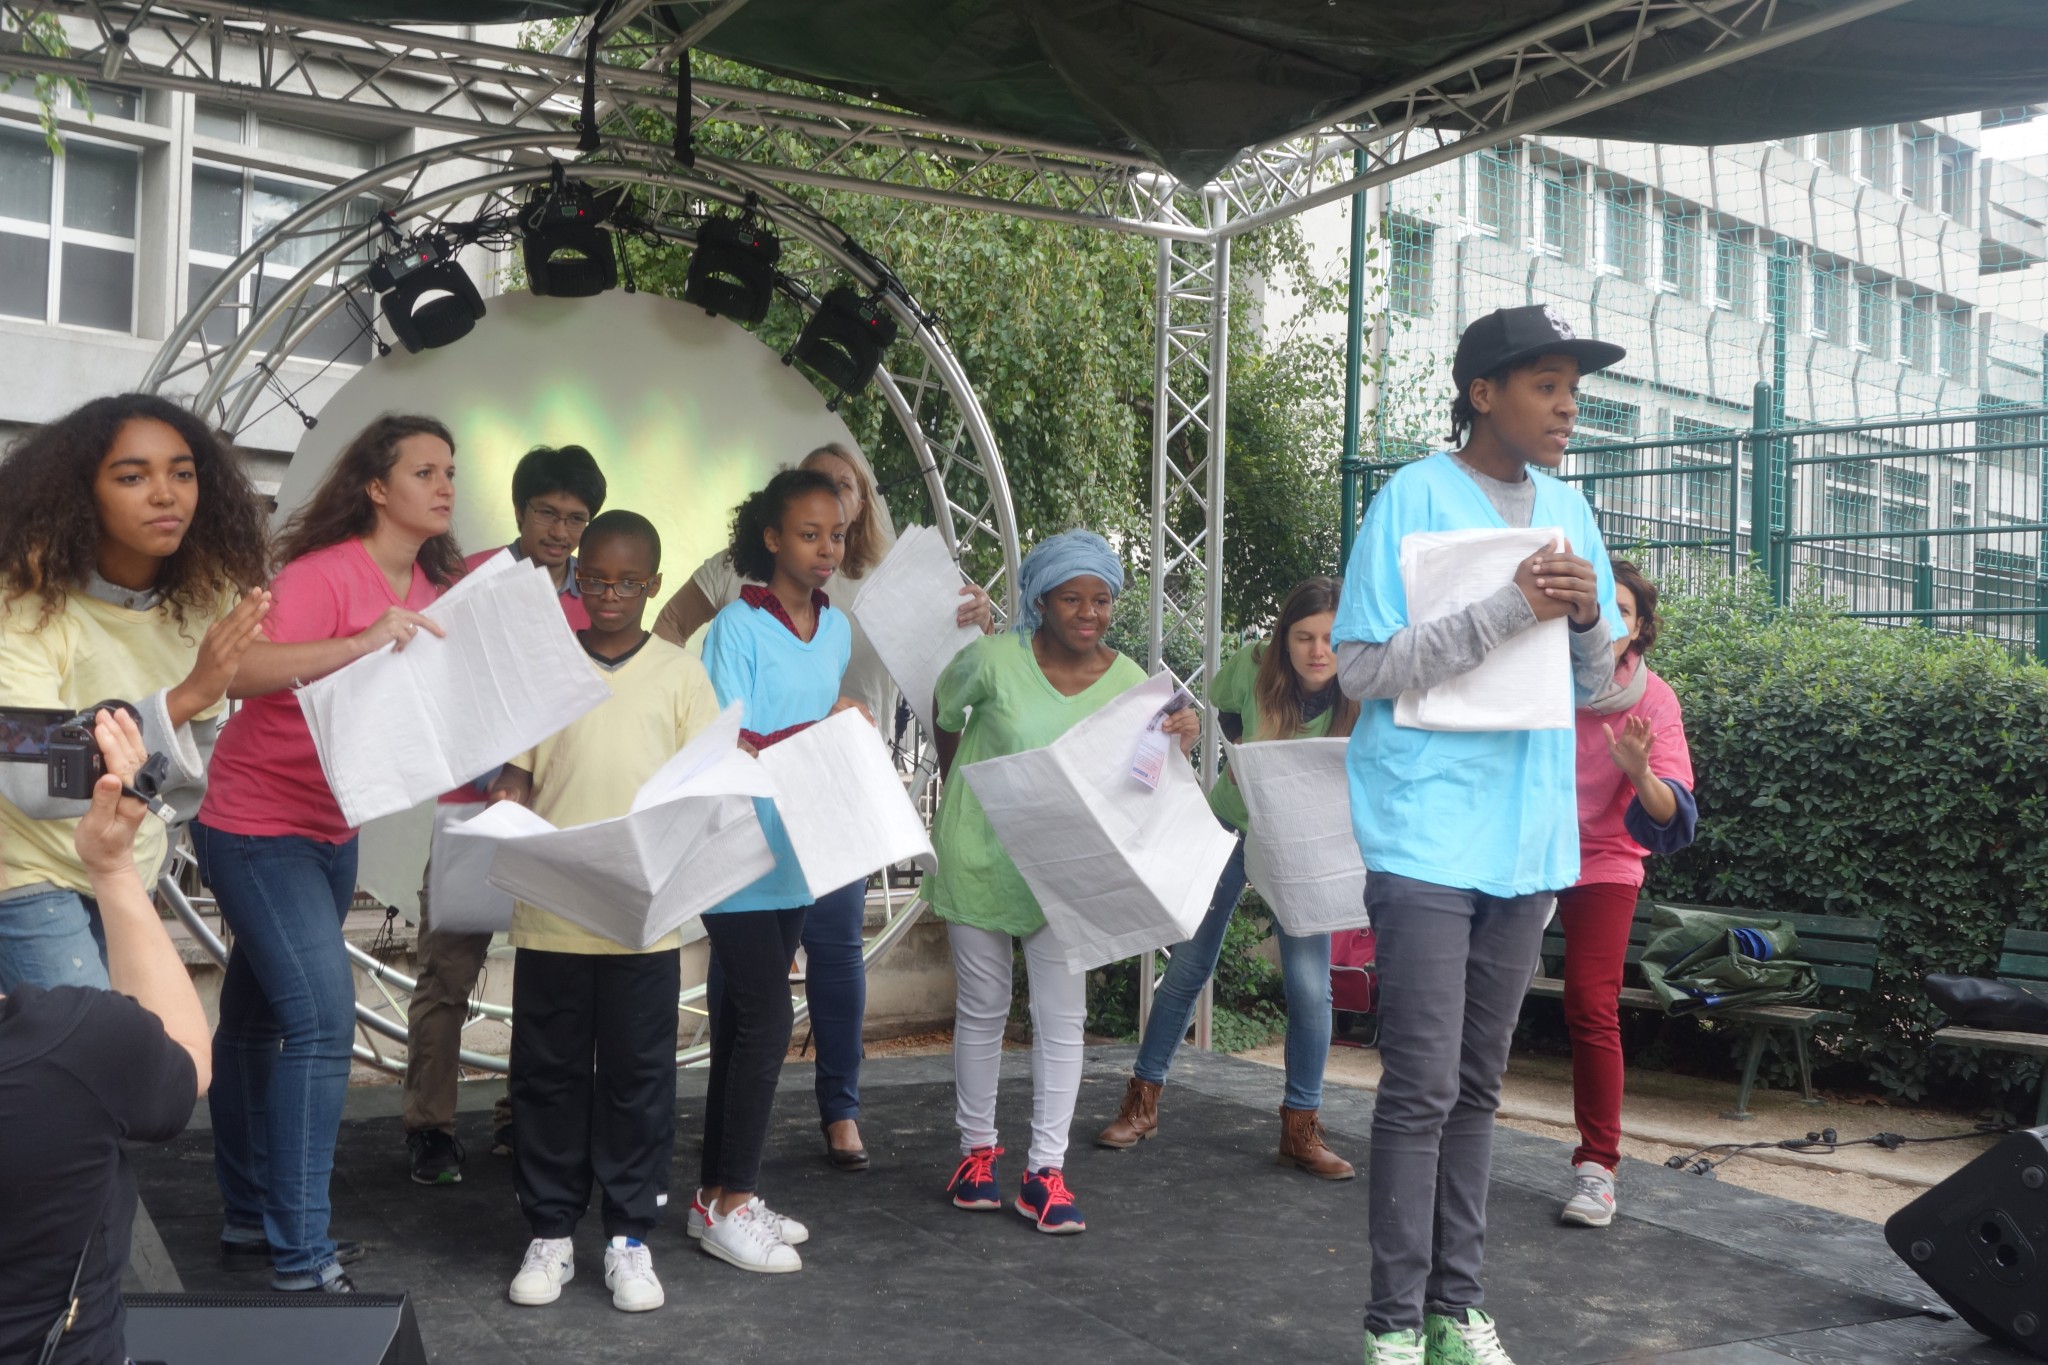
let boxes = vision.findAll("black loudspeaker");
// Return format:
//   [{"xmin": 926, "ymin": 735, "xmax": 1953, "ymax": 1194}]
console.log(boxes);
[
  {"xmin": 1884, "ymin": 1127, "xmax": 2048, "ymax": 1359},
  {"xmin": 123, "ymin": 1292, "xmax": 427, "ymax": 1365}
]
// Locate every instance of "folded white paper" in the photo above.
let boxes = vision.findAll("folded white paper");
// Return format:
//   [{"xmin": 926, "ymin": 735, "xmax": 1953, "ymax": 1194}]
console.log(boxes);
[
  {"xmin": 1225, "ymin": 738, "xmax": 1371, "ymax": 936},
  {"xmin": 848, "ymin": 524, "xmax": 985, "ymax": 736},
  {"xmin": 756, "ymin": 708, "xmax": 934, "ymax": 899},
  {"xmin": 441, "ymin": 704, "xmax": 776, "ymax": 950},
  {"xmin": 1393, "ymin": 527, "xmax": 1571, "ymax": 732},
  {"xmin": 964, "ymin": 672, "xmax": 1236, "ymax": 974},
  {"xmin": 423, "ymin": 800, "xmax": 514, "ymax": 934},
  {"xmin": 296, "ymin": 552, "xmax": 613, "ymax": 827}
]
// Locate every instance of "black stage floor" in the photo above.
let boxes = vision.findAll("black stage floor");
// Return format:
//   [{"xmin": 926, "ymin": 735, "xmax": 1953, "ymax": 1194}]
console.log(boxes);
[{"xmin": 129, "ymin": 1048, "xmax": 2028, "ymax": 1365}]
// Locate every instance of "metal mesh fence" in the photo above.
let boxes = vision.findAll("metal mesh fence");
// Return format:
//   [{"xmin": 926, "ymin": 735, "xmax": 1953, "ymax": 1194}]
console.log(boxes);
[{"xmin": 1353, "ymin": 113, "xmax": 2048, "ymax": 654}]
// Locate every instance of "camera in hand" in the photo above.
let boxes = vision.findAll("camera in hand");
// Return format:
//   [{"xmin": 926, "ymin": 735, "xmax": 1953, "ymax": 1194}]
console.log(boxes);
[{"xmin": 0, "ymin": 701, "xmax": 143, "ymax": 799}]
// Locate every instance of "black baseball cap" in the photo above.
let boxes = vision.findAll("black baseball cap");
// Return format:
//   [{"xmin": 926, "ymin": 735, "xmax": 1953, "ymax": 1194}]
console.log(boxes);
[{"xmin": 1452, "ymin": 305, "xmax": 1625, "ymax": 392}]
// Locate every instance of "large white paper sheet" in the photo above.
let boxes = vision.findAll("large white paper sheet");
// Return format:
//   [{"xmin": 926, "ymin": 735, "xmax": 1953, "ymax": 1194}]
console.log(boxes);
[
  {"xmin": 1393, "ymin": 527, "xmax": 1571, "ymax": 732},
  {"xmin": 964, "ymin": 672, "xmax": 1237, "ymax": 974},
  {"xmin": 441, "ymin": 705, "xmax": 776, "ymax": 950},
  {"xmin": 1225, "ymin": 738, "xmax": 1371, "ymax": 935},
  {"xmin": 298, "ymin": 552, "xmax": 613, "ymax": 827},
  {"xmin": 423, "ymin": 800, "xmax": 514, "ymax": 934},
  {"xmin": 756, "ymin": 709, "xmax": 934, "ymax": 899},
  {"xmin": 848, "ymin": 524, "xmax": 984, "ymax": 736}
]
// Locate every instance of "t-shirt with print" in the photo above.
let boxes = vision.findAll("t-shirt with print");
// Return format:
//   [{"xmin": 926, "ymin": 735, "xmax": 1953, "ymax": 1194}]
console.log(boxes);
[
  {"xmin": 0, "ymin": 985, "xmax": 195, "ymax": 1365},
  {"xmin": 200, "ymin": 539, "xmax": 443, "ymax": 843},
  {"xmin": 1331, "ymin": 452, "xmax": 1624, "ymax": 898},
  {"xmin": 700, "ymin": 594, "xmax": 852, "ymax": 914},
  {"xmin": 1205, "ymin": 640, "xmax": 1343, "ymax": 832},
  {"xmin": 506, "ymin": 634, "xmax": 722, "ymax": 954},
  {"xmin": 926, "ymin": 632, "xmax": 1147, "ymax": 938}
]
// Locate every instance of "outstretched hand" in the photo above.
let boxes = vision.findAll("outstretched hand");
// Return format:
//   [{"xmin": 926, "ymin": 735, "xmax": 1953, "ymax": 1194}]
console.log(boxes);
[{"xmin": 1601, "ymin": 714, "xmax": 1656, "ymax": 780}]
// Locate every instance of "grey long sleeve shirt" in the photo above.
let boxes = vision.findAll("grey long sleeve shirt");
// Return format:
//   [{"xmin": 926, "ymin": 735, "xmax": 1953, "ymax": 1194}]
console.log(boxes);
[{"xmin": 1337, "ymin": 457, "xmax": 1616, "ymax": 704}]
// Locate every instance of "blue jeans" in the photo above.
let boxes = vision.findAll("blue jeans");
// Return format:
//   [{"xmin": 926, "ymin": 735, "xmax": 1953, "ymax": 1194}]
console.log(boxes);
[
  {"xmin": 1133, "ymin": 831, "xmax": 1333, "ymax": 1110},
  {"xmin": 0, "ymin": 884, "xmax": 108, "ymax": 990},
  {"xmin": 706, "ymin": 877, "xmax": 866, "ymax": 1125},
  {"xmin": 193, "ymin": 823, "xmax": 358, "ymax": 1289}
]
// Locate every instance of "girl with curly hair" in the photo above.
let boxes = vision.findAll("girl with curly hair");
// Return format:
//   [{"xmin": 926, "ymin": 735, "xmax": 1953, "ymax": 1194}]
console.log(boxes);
[
  {"xmin": 0, "ymin": 393, "xmax": 270, "ymax": 991},
  {"xmin": 195, "ymin": 412, "xmax": 462, "ymax": 1293}
]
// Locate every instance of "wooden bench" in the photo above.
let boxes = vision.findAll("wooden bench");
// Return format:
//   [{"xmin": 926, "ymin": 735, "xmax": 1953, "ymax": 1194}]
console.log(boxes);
[
  {"xmin": 1527, "ymin": 897, "xmax": 1881, "ymax": 1121},
  {"xmin": 1929, "ymin": 926, "xmax": 2048, "ymax": 1127}
]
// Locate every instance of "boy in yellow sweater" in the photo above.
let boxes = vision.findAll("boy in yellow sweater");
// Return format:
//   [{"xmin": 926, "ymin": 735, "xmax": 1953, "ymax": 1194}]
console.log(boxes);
[{"xmin": 484, "ymin": 510, "xmax": 720, "ymax": 1314}]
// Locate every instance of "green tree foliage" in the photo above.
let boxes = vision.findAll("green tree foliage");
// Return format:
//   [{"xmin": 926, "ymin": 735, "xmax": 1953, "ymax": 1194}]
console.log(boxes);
[{"xmin": 1646, "ymin": 572, "xmax": 2048, "ymax": 1116}]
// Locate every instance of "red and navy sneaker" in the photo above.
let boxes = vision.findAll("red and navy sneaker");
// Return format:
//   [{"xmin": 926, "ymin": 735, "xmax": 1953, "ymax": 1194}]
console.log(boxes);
[
  {"xmin": 1016, "ymin": 1167, "xmax": 1086, "ymax": 1235},
  {"xmin": 947, "ymin": 1144, "xmax": 1005, "ymax": 1210}
]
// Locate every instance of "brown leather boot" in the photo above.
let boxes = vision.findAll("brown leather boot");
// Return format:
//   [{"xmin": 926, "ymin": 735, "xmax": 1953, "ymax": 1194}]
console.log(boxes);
[
  {"xmin": 1277, "ymin": 1106, "xmax": 1356, "ymax": 1180},
  {"xmin": 1095, "ymin": 1077, "xmax": 1162, "ymax": 1149}
]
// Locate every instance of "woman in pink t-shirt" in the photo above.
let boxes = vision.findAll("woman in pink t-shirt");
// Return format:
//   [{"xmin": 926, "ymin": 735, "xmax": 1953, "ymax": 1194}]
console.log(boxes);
[
  {"xmin": 195, "ymin": 414, "xmax": 463, "ymax": 1293},
  {"xmin": 1556, "ymin": 560, "xmax": 1696, "ymax": 1232}
]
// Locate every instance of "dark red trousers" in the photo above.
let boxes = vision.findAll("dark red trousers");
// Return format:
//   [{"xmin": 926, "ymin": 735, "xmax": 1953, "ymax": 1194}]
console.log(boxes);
[{"xmin": 1557, "ymin": 881, "xmax": 1641, "ymax": 1170}]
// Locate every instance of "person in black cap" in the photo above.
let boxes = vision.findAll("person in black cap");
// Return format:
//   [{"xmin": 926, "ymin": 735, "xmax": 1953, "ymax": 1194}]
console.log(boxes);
[{"xmin": 1328, "ymin": 304, "xmax": 1629, "ymax": 1365}]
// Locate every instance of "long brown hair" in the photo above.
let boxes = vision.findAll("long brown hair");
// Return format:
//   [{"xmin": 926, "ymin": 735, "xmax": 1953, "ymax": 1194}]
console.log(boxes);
[
  {"xmin": 1612, "ymin": 559, "xmax": 1660, "ymax": 660},
  {"xmin": 0, "ymin": 393, "xmax": 268, "ymax": 628},
  {"xmin": 800, "ymin": 442, "xmax": 893, "ymax": 579},
  {"xmin": 1253, "ymin": 576, "xmax": 1358, "ymax": 741},
  {"xmin": 274, "ymin": 414, "xmax": 466, "ymax": 585}
]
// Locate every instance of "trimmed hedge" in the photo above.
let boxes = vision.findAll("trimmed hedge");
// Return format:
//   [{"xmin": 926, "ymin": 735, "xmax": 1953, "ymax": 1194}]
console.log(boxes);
[{"xmin": 1646, "ymin": 573, "xmax": 2048, "ymax": 1116}]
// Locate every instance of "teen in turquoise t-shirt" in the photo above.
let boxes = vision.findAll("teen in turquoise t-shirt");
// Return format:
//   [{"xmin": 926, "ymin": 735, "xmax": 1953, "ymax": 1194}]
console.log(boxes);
[{"xmin": 1339, "ymin": 306, "xmax": 1629, "ymax": 1365}]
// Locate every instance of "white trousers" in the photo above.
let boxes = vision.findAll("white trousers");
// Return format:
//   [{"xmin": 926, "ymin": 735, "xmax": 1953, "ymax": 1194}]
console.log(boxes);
[{"xmin": 948, "ymin": 922, "xmax": 1087, "ymax": 1173}]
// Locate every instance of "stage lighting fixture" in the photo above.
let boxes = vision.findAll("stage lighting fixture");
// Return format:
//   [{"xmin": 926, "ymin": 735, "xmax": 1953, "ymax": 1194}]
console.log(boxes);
[
  {"xmin": 520, "ymin": 180, "xmax": 623, "ymax": 298},
  {"xmin": 785, "ymin": 286, "xmax": 899, "ymax": 409},
  {"xmin": 368, "ymin": 231, "xmax": 486, "ymax": 354},
  {"xmin": 683, "ymin": 215, "xmax": 781, "ymax": 325}
]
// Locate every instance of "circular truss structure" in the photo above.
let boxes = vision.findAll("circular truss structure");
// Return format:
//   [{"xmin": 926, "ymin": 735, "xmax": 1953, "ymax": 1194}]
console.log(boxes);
[{"xmin": 140, "ymin": 132, "xmax": 1020, "ymax": 1073}]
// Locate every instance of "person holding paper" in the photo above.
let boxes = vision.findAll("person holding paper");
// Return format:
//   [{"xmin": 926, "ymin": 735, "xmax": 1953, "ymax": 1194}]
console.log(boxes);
[
  {"xmin": 403, "ymin": 442, "xmax": 610, "ymax": 1187},
  {"xmin": 194, "ymin": 413, "xmax": 464, "ymax": 1293},
  {"xmin": 691, "ymin": 467, "xmax": 866, "ymax": 1274},
  {"xmin": 482, "ymin": 510, "xmax": 718, "ymax": 1313},
  {"xmin": 653, "ymin": 442, "xmax": 991, "ymax": 1170},
  {"xmin": 1334, "ymin": 306, "xmax": 1629, "ymax": 1365},
  {"xmin": 930, "ymin": 529, "xmax": 1198, "ymax": 1235},
  {"xmin": 0, "ymin": 394, "xmax": 270, "ymax": 991},
  {"xmin": 1556, "ymin": 561, "xmax": 1696, "ymax": 1231},
  {"xmin": 1098, "ymin": 576, "xmax": 1358, "ymax": 1178}
]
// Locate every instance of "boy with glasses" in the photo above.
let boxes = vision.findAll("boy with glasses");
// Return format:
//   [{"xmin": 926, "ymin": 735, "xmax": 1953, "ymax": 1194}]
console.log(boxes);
[{"xmin": 402, "ymin": 444, "xmax": 608, "ymax": 1186}]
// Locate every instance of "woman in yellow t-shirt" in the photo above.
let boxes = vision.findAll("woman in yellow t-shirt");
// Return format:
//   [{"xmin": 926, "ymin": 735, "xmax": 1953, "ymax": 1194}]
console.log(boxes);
[
  {"xmin": 1095, "ymin": 576, "xmax": 1360, "ymax": 1176},
  {"xmin": 0, "ymin": 394, "xmax": 270, "ymax": 991}
]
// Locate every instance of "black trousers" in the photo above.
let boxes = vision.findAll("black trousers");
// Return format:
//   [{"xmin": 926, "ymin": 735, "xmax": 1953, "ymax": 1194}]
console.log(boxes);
[
  {"xmin": 510, "ymin": 947, "xmax": 680, "ymax": 1240},
  {"xmin": 699, "ymin": 907, "xmax": 806, "ymax": 1194}
]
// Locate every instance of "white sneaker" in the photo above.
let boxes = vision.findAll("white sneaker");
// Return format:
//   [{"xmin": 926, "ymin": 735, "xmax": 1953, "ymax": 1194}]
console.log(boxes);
[
  {"xmin": 507, "ymin": 1237, "xmax": 574, "ymax": 1306},
  {"xmin": 602, "ymin": 1236, "xmax": 664, "ymax": 1312},
  {"xmin": 699, "ymin": 1201, "xmax": 802, "ymax": 1274},
  {"xmin": 1560, "ymin": 1161, "xmax": 1616, "ymax": 1227},
  {"xmin": 687, "ymin": 1190, "xmax": 810, "ymax": 1245}
]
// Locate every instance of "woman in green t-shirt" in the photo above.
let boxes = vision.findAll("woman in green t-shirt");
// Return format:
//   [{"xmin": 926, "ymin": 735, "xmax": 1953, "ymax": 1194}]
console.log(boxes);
[
  {"xmin": 1096, "ymin": 576, "xmax": 1360, "ymax": 1177},
  {"xmin": 929, "ymin": 530, "xmax": 1196, "ymax": 1236}
]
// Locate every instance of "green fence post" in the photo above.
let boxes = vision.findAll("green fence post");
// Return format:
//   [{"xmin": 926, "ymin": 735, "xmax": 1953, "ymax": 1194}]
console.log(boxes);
[
  {"xmin": 1914, "ymin": 536, "xmax": 1934, "ymax": 629},
  {"xmin": 1747, "ymin": 383, "xmax": 1772, "ymax": 581},
  {"xmin": 1339, "ymin": 148, "xmax": 1369, "ymax": 572}
]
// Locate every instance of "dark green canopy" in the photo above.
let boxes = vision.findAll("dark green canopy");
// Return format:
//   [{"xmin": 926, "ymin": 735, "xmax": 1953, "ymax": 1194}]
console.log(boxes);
[{"xmin": 280, "ymin": 1, "xmax": 2048, "ymax": 183}]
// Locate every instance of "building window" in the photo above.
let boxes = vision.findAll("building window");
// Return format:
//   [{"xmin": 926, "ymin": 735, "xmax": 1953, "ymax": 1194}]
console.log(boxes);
[
  {"xmin": 1387, "ymin": 216, "xmax": 1433, "ymax": 316},
  {"xmin": 1825, "ymin": 462, "xmax": 1877, "ymax": 534},
  {"xmin": 1855, "ymin": 274, "xmax": 1890, "ymax": 355},
  {"xmin": 1938, "ymin": 301, "xmax": 1972, "ymax": 378},
  {"xmin": 1977, "ymin": 400, "xmax": 2043, "ymax": 474},
  {"xmin": 1673, "ymin": 417, "xmax": 1736, "ymax": 524},
  {"xmin": 1816, "ymin": 130, "xmax": 1855, "ymax": 176},
  {"xmin": 1532, "ymin": 161, "xmax": 1584, "ymax": 263},
  {"xmin": 0, "ymin": 123, "xmax": 138, "ymax": 332},
  {"xmin": 1900, "ymin": 126, "xmax": 1938, "ymax": 205},
  {"xmin": 1577, "ymin": 395, "xmax": 1640, "ymax": 440},
  {"xmin": 1938, "ymin": 141, "xmax": 1974, "ymax": 224},
  {"xmin": 1898, "ymin": 290, "xmax": 1933, "ymax": 369},
  {"xmin": 1658, "ymin": 202, "xmax": 1700, "ymax": 299},
  {"xmin": 187, "ymin": 162, "xmax": 382, "ymax": 364},
  {"xmin": 1598, "ymin": 186, "xmax": 1645, "ymax": 279},
  {"xmin": 1859, "ymin": 125, "xmax": 1894, "ymax": 190},
  {"xmin": 1974, "ymin": 548, "xmax": 2037, "ymax": 629},
  {"xmin": 1473, "ymin": 148, "xmax": 1518, "ymax": 241},
  {"xmin": 1, "ymin": 78, "xmax": 143, "ymax": 122},
  {"xmin": 1714, "ymin": 229, "xmax": 1752, "ymax": 314},
  {"xmin": 1810, "ymin": 257, "xmax": 1848, "ymax": 344},
  {"xmin": 195, "ymin": 101, "xmax": 381, "ymax": 169}
]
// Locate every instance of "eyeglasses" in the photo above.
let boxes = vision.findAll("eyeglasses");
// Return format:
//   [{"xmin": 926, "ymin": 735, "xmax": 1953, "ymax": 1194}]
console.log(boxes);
[
  {"xmin": 573, "ymin": 576, "xmax": 652, "ymax": 598},
  {"xmin": 524, "ymin": 501, "xmax": 590, "ymax": 531}
]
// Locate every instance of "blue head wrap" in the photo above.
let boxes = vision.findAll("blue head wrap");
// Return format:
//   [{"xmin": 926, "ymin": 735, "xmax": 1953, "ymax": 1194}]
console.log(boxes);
[{"xmin": 1015, "ymin": 529, "xmax": 1124, "ymax": 636}]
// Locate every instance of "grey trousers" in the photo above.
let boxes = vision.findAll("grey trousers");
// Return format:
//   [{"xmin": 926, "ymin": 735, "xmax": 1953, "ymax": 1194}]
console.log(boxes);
[{"xmin": 1364, "ymin": 872, "xmax": 1553, "ymax": 1334}]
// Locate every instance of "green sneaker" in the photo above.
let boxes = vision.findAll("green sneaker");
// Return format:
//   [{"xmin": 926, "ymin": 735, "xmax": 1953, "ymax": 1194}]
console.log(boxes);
[
  {"xmin": 1364, "ymin": 1328, "xmax": 1426, "ymax": 1365},
  {"xmin": 1424, "ymin": 1307, "xmax": 1516, "ymax": 1365}
]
